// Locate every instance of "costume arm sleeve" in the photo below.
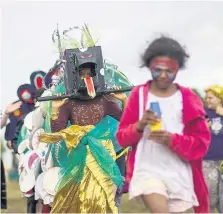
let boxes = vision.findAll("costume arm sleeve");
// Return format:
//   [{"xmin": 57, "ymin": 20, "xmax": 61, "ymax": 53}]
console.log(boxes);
[
  {"xmin": 104, "ymin": 95, "xmax": 122, "ymax": 121},
  {"xmin": 116, "ymin": 87, "xmax": 143, "ymax": 147},
  {"xmin": 169, "ymin": 117, "xmax": 211, "ymax": 161},
  {"xmin": 51, "ymin": 103, "xmax": 70, "ymax": 133}
]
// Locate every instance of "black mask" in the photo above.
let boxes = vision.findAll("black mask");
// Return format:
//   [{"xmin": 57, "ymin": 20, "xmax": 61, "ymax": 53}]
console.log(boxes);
[{"xmin": 63, "ymin": 46, "xmax": 105, "ymax": 97}]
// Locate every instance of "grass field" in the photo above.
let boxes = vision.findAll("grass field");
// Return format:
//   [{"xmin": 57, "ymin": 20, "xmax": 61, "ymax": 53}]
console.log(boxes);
[{"xmin": 1, "ymin": 181, "xmax": 148, "ymax": 213}]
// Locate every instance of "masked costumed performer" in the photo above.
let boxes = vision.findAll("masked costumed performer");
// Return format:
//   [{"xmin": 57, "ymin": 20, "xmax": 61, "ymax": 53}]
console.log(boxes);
[{"xmin": 39, "ymin": 45, "xmax": 127, "ymax": 213}]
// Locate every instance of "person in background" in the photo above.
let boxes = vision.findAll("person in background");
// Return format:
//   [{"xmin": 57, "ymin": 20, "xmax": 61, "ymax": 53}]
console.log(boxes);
[
  {"xmin": 1, "ymin": 101, "xmax": 22, "ymax": 129},
  {"xmin": 1, "ymin": 101, "xmax": 22, "ymax": 210},
  {"xmin": 203, "ymin": 85, "xmax": 223, "ymax": 212},
  {"xmin": 116, "ymin": 36, "xmax": 211, "ymax": 213}
]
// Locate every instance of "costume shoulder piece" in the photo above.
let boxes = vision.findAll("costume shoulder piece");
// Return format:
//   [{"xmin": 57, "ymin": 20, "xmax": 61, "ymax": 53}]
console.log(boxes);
[
  {"xmin": 30, "ymin": 70, "xmax": 46, "ymax": 89},
  {"xmin": 17, "ymin": 84, "xmax": 36, "ymax": 104}
]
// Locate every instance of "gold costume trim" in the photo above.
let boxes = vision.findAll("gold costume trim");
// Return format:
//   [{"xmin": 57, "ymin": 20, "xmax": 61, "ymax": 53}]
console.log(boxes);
[
  {"xmin": 39, "ymin": 125, "xmax": 118, "ymax": 213},
  {"xmin": 39, "ymin": 125, "xmax": 94, "ymax": 151}
]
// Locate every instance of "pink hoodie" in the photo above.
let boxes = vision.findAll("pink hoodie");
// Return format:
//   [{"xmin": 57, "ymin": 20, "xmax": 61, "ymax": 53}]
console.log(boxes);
[{"xmin": 116, "ymin": 81, "xmax": 211, "ymax": 213}]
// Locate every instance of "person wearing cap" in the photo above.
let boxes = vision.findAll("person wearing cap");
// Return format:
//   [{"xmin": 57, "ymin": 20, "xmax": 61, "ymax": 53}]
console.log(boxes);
[
  {"xmin": 116, "ymin": 36, "xmax": 211, "ymax": 213},
  {"xmin": 203, "ymin": 85, "xmax": 223, "ymax": 212}
]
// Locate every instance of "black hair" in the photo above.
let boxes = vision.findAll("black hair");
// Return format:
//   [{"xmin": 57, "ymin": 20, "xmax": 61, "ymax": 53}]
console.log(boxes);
[{"xmin": 141, "ymin": 35, "xmax": 190, "ymax": 69}]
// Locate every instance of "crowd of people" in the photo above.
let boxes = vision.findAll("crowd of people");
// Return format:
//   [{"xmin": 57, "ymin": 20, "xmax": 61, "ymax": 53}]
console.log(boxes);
[{"xmin": 1, "ymin": 28, "xmax": 223, "ymax": 213}]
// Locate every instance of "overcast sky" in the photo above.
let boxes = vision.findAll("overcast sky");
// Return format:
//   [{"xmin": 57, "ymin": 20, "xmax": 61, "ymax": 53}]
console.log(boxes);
[{"xmin": 1, "ymin": 1, "xmax": 223, "ymax": 111}]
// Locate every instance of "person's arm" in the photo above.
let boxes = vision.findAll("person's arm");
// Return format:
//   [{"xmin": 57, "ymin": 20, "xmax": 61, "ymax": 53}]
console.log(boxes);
[
  {"xmin": 51, "ymin": 102, "xmax": 70, "ymax": 132},
  {"xmin": 1, "ymin": 112, "xmax": 9, "ymax": 128},
  {"xmin": 104, "ymin": 95, "xmax": 127, "ymax": 121},
  {"xmin": 116, "ymin": 87, "xmax": 143, "ymax": 148},
  {"xmin": 1, "ymin": 101, "xmax": 22, "ymax": 129},
  {"xmin": 169, "ymin": 117, "xmax": 211, "ymax": 161}
]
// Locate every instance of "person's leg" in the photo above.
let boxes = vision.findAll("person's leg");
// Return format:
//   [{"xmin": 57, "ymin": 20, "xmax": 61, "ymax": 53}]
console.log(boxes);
[
  {"xmin": 142, "ymin": 193, "xmax": 169, "ymax": 213},
  {"xmin": 115, "ymin": 151, "xmax": 126, "ymax": 211},
  {"xmin": 1, "ymin": 159, "xmax": 7, "ymax": 209},
  {"xmin": 115, "ymin": 188, "xmax": 122, "ymax": 212},
  {"xmin": 183, "ymin": 207, "xmax": 194, "ymax": 213},
  {"xmin": 203, "ymin": 160, "xmax": 219, "ymax": 210},
  {"xmin": 139, "ymin": 178, "xmax": 169, "ymax": 213},
  {"xmin": 27, "ymin": 195, "xmax": 37, "ymax": 213},
  {"xmin": 36, "ymin": 200, "xmax": 43, "ymax": 213},
  {"xmin": 168, "ymin": 199, "xmax": 194, "ymax": 213},
  {"xmin": 216, "ymin": 160, "xmax": 223, "ymax": 213},
  {"xmin": 42, "ymin": 204, "xmax": 51, "ymax": 213}
]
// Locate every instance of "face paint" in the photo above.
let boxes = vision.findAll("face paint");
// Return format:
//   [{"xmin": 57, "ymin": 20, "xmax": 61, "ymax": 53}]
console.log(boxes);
[
  {"xmin": 151, "ymin": 71, "xmax": 160, "ymax": 80},
  {"xmin": 151, "ymin": 70, "xmax": 176, "ymax": 81},
  {"xmin": 150, "ymin": 57, "xmax": 179, "ymax": 73},
  {"xmin": 167, "ymin": 73, "xmax": 176, "ymax": 81},
  {"xmin": 150, "ymin": 57, "xmax": 179, "ymax": 82}
]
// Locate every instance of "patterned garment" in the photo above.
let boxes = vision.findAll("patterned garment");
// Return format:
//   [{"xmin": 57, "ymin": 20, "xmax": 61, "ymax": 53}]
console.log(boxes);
[
  {"xmin": 51, "ymin": 95, "xmax": 122, "ymax": 132},
  {"xmin": 203, "ymin": 160, "xmax": 223, "ymax": 212}
]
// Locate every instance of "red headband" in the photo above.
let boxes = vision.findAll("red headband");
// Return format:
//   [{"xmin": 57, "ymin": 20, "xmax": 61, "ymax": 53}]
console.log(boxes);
[{"xmin": 150, "ymin": 57, "xmax": 179, "ymax": 73}]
